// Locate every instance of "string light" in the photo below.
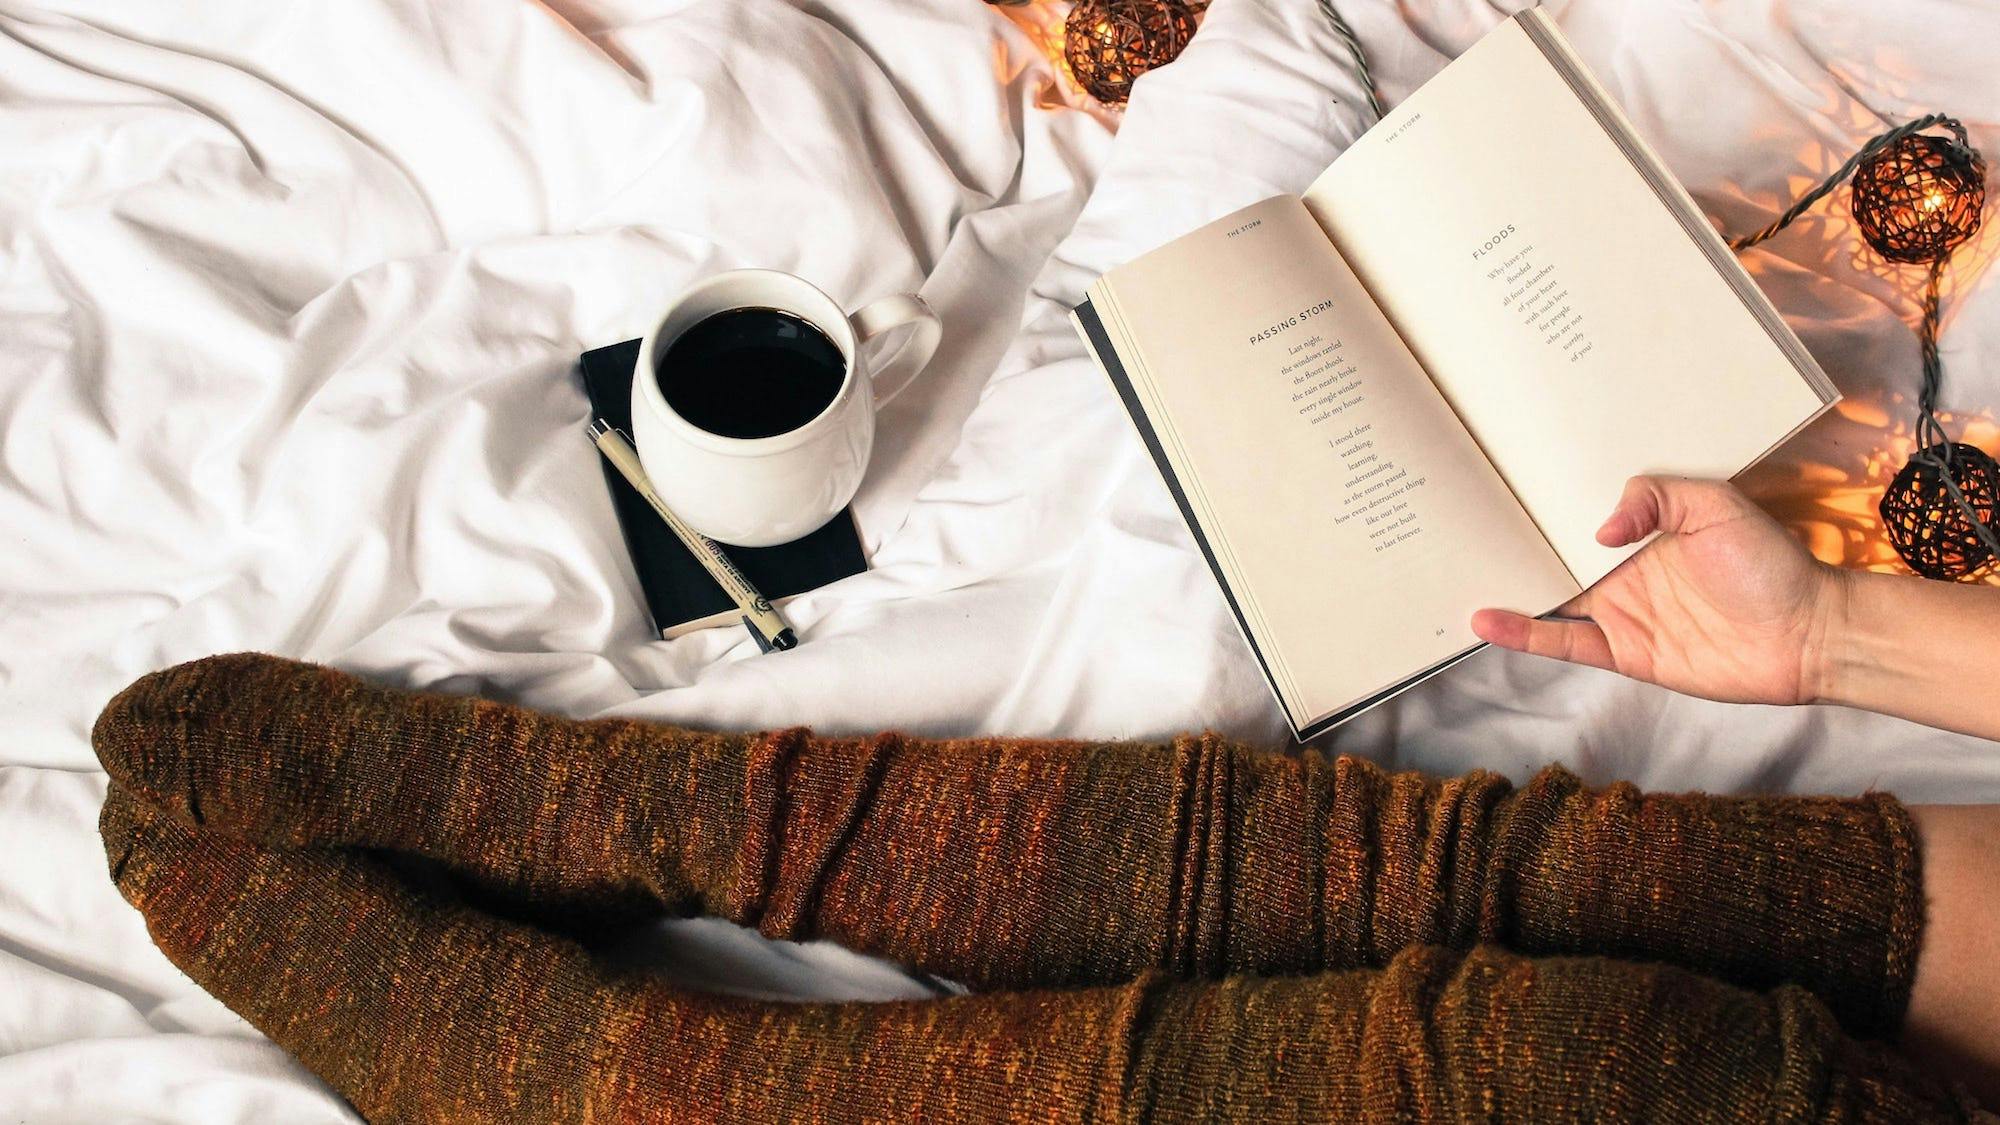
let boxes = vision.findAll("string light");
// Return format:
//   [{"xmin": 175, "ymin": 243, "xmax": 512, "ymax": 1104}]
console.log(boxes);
[
  {"xmin": 1849, "ymin": 130, "xmax": 1985, "ymax": 264},
  {"xmin": 1728, "ymin": 115, "xmax": 1993, "ymax": 579},
  {"xmin": 1063, "ymin": 0, "xmax": 1198, "ymax": 106},
  {"xmin": 1852, "ymin": 121, "xmax": 1996, "ymax": 579},
  {"xmin": 1880, "ymin": 442, "xmax": 2000, "ymax": 579}
]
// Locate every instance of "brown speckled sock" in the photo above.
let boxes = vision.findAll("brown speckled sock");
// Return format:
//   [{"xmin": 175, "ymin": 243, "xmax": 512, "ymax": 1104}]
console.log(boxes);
[
  {"xmin": 97, "ymin": 653, "xmax": 1924, "ymax": 1036},
  {"xmin": 99, "ymin": 781, "xmax": 1968, "ymax": 1123}
]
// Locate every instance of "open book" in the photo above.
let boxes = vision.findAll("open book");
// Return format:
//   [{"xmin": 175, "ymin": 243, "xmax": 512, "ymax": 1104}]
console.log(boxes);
[{"xmin": 1072, "ymin": 9, "xmax": 1838, "ymax": 738}]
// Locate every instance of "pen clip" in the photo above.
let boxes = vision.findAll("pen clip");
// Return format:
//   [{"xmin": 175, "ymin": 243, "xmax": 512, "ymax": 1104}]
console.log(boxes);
[{"xmin": 585, "ymin": 417, "xmax": 637, "ymax": 445}]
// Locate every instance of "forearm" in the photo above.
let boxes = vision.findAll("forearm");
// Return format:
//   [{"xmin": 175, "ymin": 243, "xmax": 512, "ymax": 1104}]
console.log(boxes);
[{"xmin": 1813, "ymin": 568, "xmax": 2000, "ymax": 739}]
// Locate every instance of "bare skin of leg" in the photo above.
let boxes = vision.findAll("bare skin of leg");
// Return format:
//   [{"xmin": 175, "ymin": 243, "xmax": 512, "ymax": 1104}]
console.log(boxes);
[{"xmin": 1906, "ymin": 805, "xmax": 2000, "ymax": 1108}]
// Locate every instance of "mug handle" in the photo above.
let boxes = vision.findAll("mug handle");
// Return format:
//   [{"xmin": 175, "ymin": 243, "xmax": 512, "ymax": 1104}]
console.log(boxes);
[{"xmin": 849, "ymin": 294, "xmax": 941, "ymax": 408}]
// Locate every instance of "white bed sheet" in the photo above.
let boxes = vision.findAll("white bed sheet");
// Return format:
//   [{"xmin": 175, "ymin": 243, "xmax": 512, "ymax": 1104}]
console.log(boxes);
[{"xmin": 2, "ymin": 0, "xmax": 1996, "ymax": 1119}]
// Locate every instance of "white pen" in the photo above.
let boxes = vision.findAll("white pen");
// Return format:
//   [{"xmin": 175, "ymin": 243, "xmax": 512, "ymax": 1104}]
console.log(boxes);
[{"xmin": 586, "ymin": 419, "xmax": 798, "ymax": 652}]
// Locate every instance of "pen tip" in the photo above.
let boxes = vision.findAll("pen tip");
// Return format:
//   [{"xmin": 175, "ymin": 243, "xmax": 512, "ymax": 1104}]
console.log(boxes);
[{"xmin": 771, "ymin": 629, "xmax": 798, "ymax": 651}]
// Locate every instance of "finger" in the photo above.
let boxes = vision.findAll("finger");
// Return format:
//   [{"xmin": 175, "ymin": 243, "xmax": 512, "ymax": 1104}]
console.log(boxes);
[
  {"xmin": 1471, "ymin": 609, "xmax": 1616, "ymax": 672},
  {"xmin": 1595, "ymin": 475, "xmax": 1750, "ymax": 547}
]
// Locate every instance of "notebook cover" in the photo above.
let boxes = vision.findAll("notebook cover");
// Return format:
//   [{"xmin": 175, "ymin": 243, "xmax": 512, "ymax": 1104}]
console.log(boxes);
[{"xmin": 578, "ymin": 339, "xmax": 868, "ymax": 637}]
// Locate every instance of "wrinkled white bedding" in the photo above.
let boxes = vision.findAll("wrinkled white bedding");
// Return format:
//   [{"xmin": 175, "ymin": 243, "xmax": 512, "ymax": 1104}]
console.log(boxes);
[{"xmin": 2, "ymin": 0, "xmax": 1996, "ymax": 1119}]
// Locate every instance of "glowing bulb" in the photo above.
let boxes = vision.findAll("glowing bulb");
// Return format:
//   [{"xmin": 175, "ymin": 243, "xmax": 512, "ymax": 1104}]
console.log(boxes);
[
  {"xmin": 1851, "ymin": 131, "xmax": 1985, "ymax": 263},
  {"xmin": 1062, "ymin": 0, "xmax": 1199, "ymax": 106}
]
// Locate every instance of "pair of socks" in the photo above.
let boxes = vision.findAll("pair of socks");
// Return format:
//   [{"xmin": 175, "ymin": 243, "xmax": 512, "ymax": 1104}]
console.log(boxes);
[{"xmin": 95, "ymin": 654, "xmax": 1971, "ymax": 1122}]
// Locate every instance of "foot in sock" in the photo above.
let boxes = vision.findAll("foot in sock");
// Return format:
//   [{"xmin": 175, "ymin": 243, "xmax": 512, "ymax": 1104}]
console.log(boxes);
[{"xmin": 92, "ymin": 652, "xmax": 733, "ymax": 927}]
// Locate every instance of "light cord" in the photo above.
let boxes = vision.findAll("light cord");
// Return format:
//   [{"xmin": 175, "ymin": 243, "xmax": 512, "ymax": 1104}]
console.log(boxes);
[
  {"xmin": 1910, "ymin": 255, "xmax": 2000, "ymax": 560},
  {"xmin": 1316, "ymin": 0, "xmax": 1383, "ymax": 121},
  {"xmin": 1726, "ymin": 114, "xmax": 1964, "ymax": 251},
  {"xmin": 1726, "ymin": 114, "xmax": 1999, "ymax": 566}
]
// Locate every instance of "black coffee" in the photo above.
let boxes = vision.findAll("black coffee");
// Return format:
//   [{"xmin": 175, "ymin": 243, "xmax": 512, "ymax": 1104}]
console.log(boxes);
[{"xmin": 656, "ymin": 308, "xmax": 845, "ymax": 439}]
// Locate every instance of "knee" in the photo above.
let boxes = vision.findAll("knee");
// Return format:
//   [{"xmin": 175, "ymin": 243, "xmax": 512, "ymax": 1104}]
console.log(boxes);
[{"xmin": 91, "ymin": 652, "xmax": 324, "ymax": 822}]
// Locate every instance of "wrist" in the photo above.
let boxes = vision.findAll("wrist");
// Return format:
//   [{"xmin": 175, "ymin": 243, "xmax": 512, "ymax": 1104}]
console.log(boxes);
[
  {"xmin": 1805, "ymin": 567, "xmax": 1897, "ymax": 710},
  {"xmin": 1801, "ymin": 563, "xmax": 2000, "ymax": 738},
  {"xmin": 1802, "ymin": 564, "xmax": 1851, "ymax": 707}
]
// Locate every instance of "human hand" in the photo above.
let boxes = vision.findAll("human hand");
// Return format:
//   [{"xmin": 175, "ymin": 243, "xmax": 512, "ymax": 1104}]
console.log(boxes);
[{"xmin": 1471, "ymin": 476, "xmax": 1841, "ymax": 706}]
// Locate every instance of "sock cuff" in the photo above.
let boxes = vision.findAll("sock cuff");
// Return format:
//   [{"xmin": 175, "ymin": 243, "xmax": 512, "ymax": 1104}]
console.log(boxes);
[
  {"xmin": 1865, "ymin": 789, "xmax": 1927, "ymax": 1035},
  {"xmin": 1486, "ymin": 768, "xmax": 1928, "ymax": 1040}
]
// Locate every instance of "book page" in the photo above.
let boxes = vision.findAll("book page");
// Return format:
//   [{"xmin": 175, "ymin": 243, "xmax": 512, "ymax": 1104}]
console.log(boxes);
[
  {"xmin": 1090, "ymin": 195, "xmax": 1577, "ymax": 727},
  {"xmin": 1302, "ymin": 14, "xmax": 1833, "ymax": 585}
]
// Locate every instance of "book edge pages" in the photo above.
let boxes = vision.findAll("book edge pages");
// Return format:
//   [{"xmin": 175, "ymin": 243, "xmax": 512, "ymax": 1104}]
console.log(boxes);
[
  {"xmin": 1297, "ymin": 643, "xmax": 1486, "ymax": 738},
  {"xmin": 1092, "ymin": 263, "xmax": 1321, "ymax": 720},
  {"xmin": 1073, "ymin": 294, "xmax": 1320, "ymax": 739},
  {"xmin": 1515, "ymin": 8, "xmax": 1840, "ymax": 409}
]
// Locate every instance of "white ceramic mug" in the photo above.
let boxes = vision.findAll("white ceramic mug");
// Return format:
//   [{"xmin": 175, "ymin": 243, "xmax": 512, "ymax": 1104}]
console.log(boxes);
[{"xmin": 631, "ymin": 269, "xmax": 941, "ymax": 547}]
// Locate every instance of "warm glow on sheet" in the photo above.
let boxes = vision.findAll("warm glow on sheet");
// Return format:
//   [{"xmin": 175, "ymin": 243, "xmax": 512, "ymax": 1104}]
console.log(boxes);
[
  {"xmin": 1726, "ymin": 125, "xmax": 1996, "ymax": 583},
  {"xmin": 1761, "ymin": 404, "xmax": 2000, "ymax": 582},
  {"xmin": 991, "ymin": 0, "xmax": 1205, "ymax": 117},
  {"xmin": 991, "ymin": 1, "xmax": 1093, "ymax": 114}
]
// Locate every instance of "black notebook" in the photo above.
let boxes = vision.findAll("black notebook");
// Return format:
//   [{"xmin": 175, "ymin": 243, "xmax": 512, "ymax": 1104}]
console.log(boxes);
[{"xmin": 578, "ymin": 339, "xmax": 869, "ymax": 638}]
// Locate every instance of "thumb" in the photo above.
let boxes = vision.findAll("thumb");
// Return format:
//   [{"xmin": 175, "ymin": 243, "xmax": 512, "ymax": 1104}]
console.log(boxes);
[{"xmin": 1596, "ymin": 476, "xmax": 1751, "ymax": 547}]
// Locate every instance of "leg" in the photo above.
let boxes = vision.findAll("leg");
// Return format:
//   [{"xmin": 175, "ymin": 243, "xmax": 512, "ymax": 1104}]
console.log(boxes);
[
  {"xmin": 96, "ymin": 654, "xmax": 1921, "ymax": 1037},
  {"xmin": 100, "ymin": 783, "xmax": 1971, "ymax": 1124},
  {"xmin": 1904, "ymin": 805, "xmax": 2000, "ymax": 1108}
]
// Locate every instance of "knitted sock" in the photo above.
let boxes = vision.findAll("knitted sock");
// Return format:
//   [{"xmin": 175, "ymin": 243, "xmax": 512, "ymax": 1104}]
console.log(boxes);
[
  {"xmin": 100, "ymin": 783, "xmax": 1971, "ymax": 1124},
  {"xmin": 95, "ymin": 653, "xmax": 1922, "ymax": 1038}
]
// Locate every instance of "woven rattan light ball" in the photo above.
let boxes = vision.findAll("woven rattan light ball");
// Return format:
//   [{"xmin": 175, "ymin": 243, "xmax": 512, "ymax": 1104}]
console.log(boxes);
[
  {"xmin": 1064, "ymin": 0, "xmax": 1198, "ymax": 106},
  {"xmin": 1880, "ymin": 441, "xmax": 2000, "ymax": 579},
  {"xmin": 1850, "ymin": 133, "xmax": 1986, "ymax": 264}
]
